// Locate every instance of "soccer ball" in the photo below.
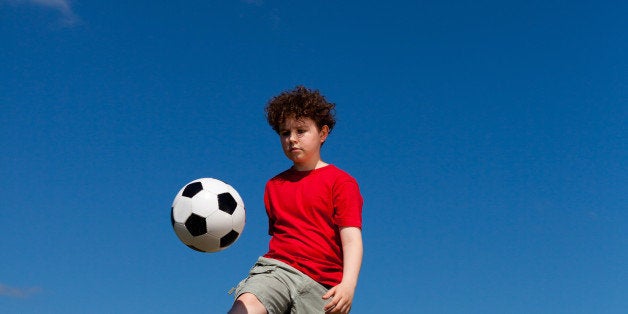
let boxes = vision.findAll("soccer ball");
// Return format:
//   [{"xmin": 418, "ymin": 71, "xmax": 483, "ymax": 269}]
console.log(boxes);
[{"xmin": 171, "ymin": 178, "xmax": 245, "ymax": 253}]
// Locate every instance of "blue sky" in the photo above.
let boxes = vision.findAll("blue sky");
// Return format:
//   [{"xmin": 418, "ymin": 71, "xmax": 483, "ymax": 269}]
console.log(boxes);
[{"xmin": 1, "ymin": 0, "xmax": 626, "ymax": 313}]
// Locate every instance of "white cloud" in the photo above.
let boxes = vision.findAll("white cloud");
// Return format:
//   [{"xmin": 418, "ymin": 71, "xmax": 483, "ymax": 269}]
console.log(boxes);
[
  {"xmin": 0, "ymin": 283, "xmax": 41, "ymax": 298},
  {"xmin": 4, "ymin": 0, "xmax": 79, "ymax": 25}
]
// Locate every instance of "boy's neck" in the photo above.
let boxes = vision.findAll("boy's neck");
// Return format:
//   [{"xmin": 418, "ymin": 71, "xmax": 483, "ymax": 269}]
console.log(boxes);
[{"xmin": 292, "ymin": 160, "xmax": 329, "ymax": 172}]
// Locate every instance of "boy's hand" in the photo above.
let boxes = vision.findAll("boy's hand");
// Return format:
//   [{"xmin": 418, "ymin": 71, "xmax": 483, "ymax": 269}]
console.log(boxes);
[{"xmin": 322, "ymin": 282, "xmax": 355, "ymax": 314}]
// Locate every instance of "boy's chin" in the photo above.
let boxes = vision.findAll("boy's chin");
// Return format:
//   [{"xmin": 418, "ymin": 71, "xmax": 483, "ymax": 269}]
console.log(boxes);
[{"xmin": 284, "ymin": 152, "xmax": 303, "ymax": 162}]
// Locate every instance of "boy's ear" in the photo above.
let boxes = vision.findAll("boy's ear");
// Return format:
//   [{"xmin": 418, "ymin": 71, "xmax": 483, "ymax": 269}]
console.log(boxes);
[{"xmin": 320, "ymin": 125, "xmax": 330, "ymax": 143}]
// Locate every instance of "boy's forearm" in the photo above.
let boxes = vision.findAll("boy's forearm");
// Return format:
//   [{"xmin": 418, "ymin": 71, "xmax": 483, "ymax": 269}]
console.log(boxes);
[{"xmin": 339, "ymin": 227, "xmax": 363, "ymax": 287}]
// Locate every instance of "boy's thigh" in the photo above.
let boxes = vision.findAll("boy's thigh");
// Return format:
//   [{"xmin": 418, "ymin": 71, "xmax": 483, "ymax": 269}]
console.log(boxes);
[
  {"xmin": 235, "ymin": 257, "xmax": 331, "ymax": 313},
  {"xmin": 234, "ymin": 263, "xmax": 292, "ymax": 314},
  {"xmin": 292, "ymin": 281, "xmax": 330, "ymax": 313}
]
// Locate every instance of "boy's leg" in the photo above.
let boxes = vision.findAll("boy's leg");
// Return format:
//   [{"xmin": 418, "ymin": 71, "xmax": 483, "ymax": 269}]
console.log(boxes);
[
  {"xmin": 294, "ymin": 281, "xmax": 330, "ymax": 313},
  {"xmin": 228, "ymin": 293, "xmax": 267, "ymax": 314},
  {"xmin": 232, "ymin": 258, "xmax": 292, "ymax": 313},
  {"xmin": 241, "ymin": 257, "xmax": 331, "ymax": 313}
]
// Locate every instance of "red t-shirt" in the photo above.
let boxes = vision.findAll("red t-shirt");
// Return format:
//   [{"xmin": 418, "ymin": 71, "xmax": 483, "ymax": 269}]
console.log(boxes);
[{"xmin": 263, "ymin": 165, "xmax": 363, "ymax": 287}]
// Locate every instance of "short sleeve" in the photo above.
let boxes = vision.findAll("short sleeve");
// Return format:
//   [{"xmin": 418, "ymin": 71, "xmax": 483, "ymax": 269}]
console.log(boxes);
[{"xmin": 332, "ymin": 177, "xmax": 363, "ymax": 228}]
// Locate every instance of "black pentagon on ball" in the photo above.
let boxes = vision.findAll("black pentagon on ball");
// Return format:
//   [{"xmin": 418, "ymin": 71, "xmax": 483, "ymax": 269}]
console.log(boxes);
[
  {"xmin": 185, "ymin": 213, "xmax": 207, "ymax": 236},
  {"xmin": 217, "ymin": 192, "xmax": 237, "ymax": 215},
  {"xmin": 220, "ymin": 230, "xmax": 240, "ymax": 248},
  {"xmin": 182, "ymin": 181, "xmax": 203, "ymax": 198}
]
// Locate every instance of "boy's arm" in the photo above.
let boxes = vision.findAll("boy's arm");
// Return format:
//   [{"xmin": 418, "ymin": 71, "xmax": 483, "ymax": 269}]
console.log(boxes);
[{"xmin": 323, "ymin": 226, "xmax": 363, "ymax": 314}]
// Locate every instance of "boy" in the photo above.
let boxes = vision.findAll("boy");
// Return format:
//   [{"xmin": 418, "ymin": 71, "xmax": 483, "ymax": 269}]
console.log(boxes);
[{"xmin": 228, "ymin": 86, "xmax": 363, "ymax": 314}]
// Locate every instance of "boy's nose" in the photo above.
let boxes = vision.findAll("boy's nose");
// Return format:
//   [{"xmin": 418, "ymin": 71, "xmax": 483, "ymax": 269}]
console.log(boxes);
[{"xmin": 289, "ymin": 132, "xmax": 298, "ymax": 142}]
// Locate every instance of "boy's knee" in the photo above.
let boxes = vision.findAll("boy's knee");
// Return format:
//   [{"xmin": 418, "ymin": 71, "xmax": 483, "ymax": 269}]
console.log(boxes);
[{"xmin": 229, "ymin": 293, "xmax": 267, "ymax": 314}]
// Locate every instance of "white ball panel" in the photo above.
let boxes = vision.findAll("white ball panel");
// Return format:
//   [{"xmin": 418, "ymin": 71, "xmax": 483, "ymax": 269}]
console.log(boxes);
[
  {"xmin": 189, "ymin": 190, "xmax": 218, "ymax": 217},
  {"xmin": 173, "ymin": 222, "xmax": 194, "ymax": 244},
  {"xmin": 190, "ymin": 234, "xmax": 222, "ymax": 252},
  {"xmin": 172, "ymin": 198, "xmax": 193, "ymax": 223},
  {"xmin": 231, "ymin": 206, "xmax": 246, "ymax": 233},
  {"xmin": 198, "ymin": 178, "xmax": 230, "ymax": 195},
  {"xmin": 206, "ymin": 210, "xmax": 234, "ymax": 237}
]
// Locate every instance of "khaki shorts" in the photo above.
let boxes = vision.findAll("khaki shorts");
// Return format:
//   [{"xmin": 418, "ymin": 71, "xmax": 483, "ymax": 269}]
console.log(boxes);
[{"xmin": 232, "ymin": 257, "xmax": 331, "ymax": 314}]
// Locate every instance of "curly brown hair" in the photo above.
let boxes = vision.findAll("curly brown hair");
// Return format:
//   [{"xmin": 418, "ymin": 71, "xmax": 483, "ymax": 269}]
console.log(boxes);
[{"xmin": 265, "ymin": 85, "xmax": 336, "ymax": 134}]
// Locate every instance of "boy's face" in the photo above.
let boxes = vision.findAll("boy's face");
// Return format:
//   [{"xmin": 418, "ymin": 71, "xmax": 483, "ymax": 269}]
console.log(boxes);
[{"xmin": 278, "ymin": 116, "xmax": 329, "ymax": 170}]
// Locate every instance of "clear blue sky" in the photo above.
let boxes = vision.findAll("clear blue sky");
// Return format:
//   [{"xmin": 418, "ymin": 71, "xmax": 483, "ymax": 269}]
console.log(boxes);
[{"xmin": 1, "ymin": 1, "xmax": 626, "ymax": 313}]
